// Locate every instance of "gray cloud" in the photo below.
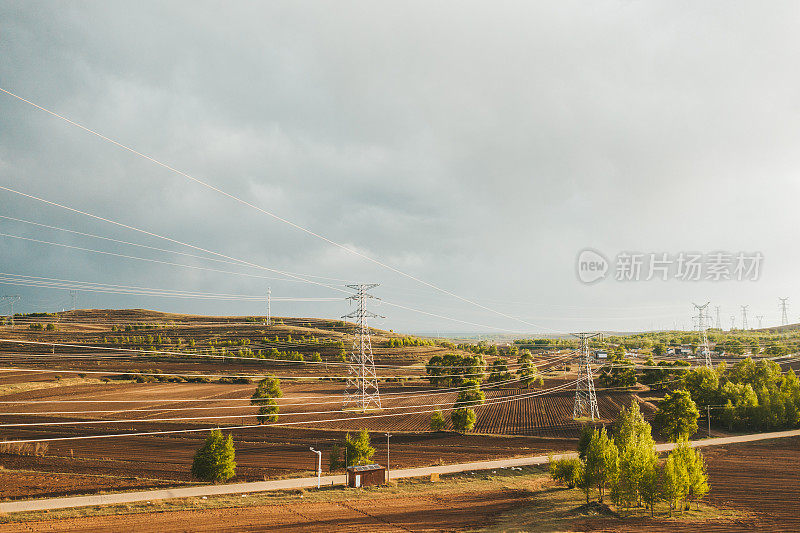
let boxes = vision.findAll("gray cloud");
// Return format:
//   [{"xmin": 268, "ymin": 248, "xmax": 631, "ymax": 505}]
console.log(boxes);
[{"xmin": 1, "ymin": 1, "xmax": 798, "ymax": 333}]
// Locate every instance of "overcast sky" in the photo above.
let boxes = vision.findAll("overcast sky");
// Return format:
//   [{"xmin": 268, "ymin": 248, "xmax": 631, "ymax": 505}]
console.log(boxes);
[{"xmin": 1, "ymin": 1, "xmax": 799, "ymax": 335}]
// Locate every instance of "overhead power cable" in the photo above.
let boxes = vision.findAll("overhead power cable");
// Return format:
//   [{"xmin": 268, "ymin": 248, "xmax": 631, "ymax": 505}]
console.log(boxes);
[
  {"xmin": 0, "ymin": 86, "xmax": 564, "ymax": 333},
  {"xmin": 0, "ymin": 380, "xmax": 578, "ymax": 443}
]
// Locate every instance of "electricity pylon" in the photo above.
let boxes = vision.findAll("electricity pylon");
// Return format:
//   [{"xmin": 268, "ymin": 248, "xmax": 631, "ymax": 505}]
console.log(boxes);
[
  {"xmin": 572, "ymin": 332, "xmax": 601, "ymax": 421},
  {"xmin": 730, "ymin": 315, "xmax": 736, "ymax": 331},
  {"xmin": 342, "ymin": 284, "xmax": 382, "ymax": 411},
  {"xmin": 693, "ymin": 302, "xmax": 712, "ymax": 368},
  {"xmin": 69, "ymin": 290, "xmax": 78, "ymax": 312},
  {"xmin": 266, "ymin": 287, "xmax": 271, "ymax": 326},
  {"xmin": 756, "ymin": 315, "xmax": 764, "ymax": 329},
  {"xmin": 741, "ymin": 305, "xmax": 749, "ymax": 331},
  {"xmin": 780, "ymin": 297, "xmax": 789, "ymax": 326},
  {"xmin": 1, "ymin": 295, "xmax": 21, "ymax": 326},
  {"xmin": 714, "ymin": 306, "xmax": 721, "ymax": 330}
]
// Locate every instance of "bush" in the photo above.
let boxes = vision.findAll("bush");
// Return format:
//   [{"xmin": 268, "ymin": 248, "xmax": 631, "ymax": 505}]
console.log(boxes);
[
  {"xmin": 430, "ymin": 409, "xmax": 446, "ymax": 431},
  {"xmin": 549, "ymin": 456, "xmax": 581, "ymax": 488},
  {"xmin": 191, "ymin": 429, "xmax": 236, "ymax": 483}
]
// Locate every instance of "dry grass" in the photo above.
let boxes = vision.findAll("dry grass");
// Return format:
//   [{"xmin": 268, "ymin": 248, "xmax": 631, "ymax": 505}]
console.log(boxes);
[
  {"xmin": 0, "ymin": 377, "xmax": 119, "ymax": 397},
  {"xmin": 0, "ymin": 442, "xmax": 48, "ymax": 457}
]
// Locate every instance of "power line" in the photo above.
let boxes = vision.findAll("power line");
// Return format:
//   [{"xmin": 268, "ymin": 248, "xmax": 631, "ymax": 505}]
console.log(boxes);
[
  {"xmin": 0, "ymin": 87, "xmax": 562, "ymax": 333},
  {"xmin": 0, "ymin": 187, "xmax": 348, "ymax": 294},
  {"xmin": 0, "ymin": 380, "xmax": 578, "ymax": 444}
]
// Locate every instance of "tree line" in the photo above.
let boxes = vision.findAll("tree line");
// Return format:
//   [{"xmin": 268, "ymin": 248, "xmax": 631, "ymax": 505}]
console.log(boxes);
[{"xmin": 550, "ymin": 401, "xmax": 709, "ymax": 517}]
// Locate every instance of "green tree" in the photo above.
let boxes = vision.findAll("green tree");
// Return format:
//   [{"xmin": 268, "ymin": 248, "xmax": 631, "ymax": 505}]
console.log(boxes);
[
  {"xmin": 682, "ymin": 366, "xmax": 720, "ymax": 407},
  {"xmin": 344, "ymin": 429, "xmax": 375, "ymax": 466},
  {"xmin": 430, "ymin": 409, "xmax": 446, "ymax": 431},
  {"xmin": 673, "ymin": 439, "xmax": 710, "ymax": 510},
  {"xmin": 488, "ymin": 358, "xmax": 512, "ymax": 383},
  {"xmin": 577, "ymin": 424, "xmax": 593, "ymax": 461},
  {"xmin": 450, "ymin": 407, "xmax": 477, "ymax": 433},
  {"xmin": 251, "ymin": 375, "xmax": 282, "ymax": 424},
  {"xmin": 451, "ymin": 379, "xmax": 484, "ymax": 433},
  {"xmin": 661, "ymin": 453, "xmax": 685, "ymax": 516},
  {"xmin": 329, "ymin": 443, "xmax": 345, "ymax": 471},
  {"xmin": 517, "ymin": 351, "xmax": 544, "ymax": 388},
  {"xmin": 613, "ymin": 400, "xmax": 658, "ymax": 509},
  {"xmin": 652, "ymin": 343, "xmax": 666, "ymax": 357},
  {"xmin": 584, "ymin": 427, "xmax": 619, "ymax": 503},
  {"xmin": 638, "ymin": 459, "xmax": 662, "ymax": 517},
  {"xmin": 654, "ymin": 390, "xmax": 699, "ymax": 442},
  {"xmin": 191, "ymin": 429, "xmax": 236, "ymax": 483},
  {"xmin": 575, "ymin": 461, "xmax": 594, "ymax": 504}
]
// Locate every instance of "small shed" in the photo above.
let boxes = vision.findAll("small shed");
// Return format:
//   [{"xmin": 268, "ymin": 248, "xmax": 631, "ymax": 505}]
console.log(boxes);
[{"xmin": 346, "ymin": 464, "xmax": 386, "ymax": 488}]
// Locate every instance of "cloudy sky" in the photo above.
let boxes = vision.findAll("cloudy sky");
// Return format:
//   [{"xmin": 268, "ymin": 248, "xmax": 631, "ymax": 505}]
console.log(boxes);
[{"xmin": 1, "ymin": 1, "xmax": 798, "ymax": 335}]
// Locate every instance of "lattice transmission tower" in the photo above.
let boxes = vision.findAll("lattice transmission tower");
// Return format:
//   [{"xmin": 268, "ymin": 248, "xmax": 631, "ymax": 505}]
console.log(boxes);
[
  {"xmin": 572, "ymin": 332, "xmax": 601, "ymax": 421},
  {"xmin": 1, "ymin": 295, "xmax": 21, "ymax": 326},
  {"xmin": 756, "ymin": 315, "xmax": 764, "ymax": 329},
  {"xmin": 715, "ymin": 306, "xmax": 721, "ymax": 330},
  {"xmin": 342, "ymin": 284, "xmax": 383, "ymax": 411},
  {"xmin": 741, "ymin": 305, "xmax": 749, "ymax": 331},
  {"xmin": 780, "ymin": 297, "xmax": 789, "ymax": 326},
  {"xmin": 69, "ymin": 290, "xmax": 78, "ymax": 312},
  {"xmin": 693, "ymin": 302, "xmax": 712, "ymax": 368}
]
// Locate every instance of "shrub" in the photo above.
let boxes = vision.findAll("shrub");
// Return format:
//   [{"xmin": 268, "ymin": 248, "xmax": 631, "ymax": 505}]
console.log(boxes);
[
  {"xmin": 549, "ymin": 456, "xmax": 582, "ymax": 488},
  {"xmin": 430, "ymin": 409, "xmax": 446, "ymax": 431}
]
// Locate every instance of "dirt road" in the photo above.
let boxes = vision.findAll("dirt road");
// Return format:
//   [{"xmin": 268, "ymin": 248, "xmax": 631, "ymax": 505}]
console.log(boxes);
[{"xmin": 2, "ymin": 428, "xmax": 798, "ymax": 514}]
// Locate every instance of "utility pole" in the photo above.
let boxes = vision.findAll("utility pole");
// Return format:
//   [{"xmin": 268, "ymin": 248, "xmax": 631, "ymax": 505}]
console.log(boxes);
[
  {"xmin": 714, "ymin": 306, "xmax": 721, "ymax": 330},
  {"xmin": 385, "ymin": 432, "xmax": 392, "ymax": 482},
  {"xmin": 572, "ymin": 332, "xmax": 601, "ymax": 421},
  {"xmin": 342, "ymin": 284, "xmax": 383, "ymax": 411},
  {"xmin": 780, "ymin": 297, "xmax": 789, "ymax": 326},
  {"xmin": 266, "ymin": 287, "xmax": 271, "ymax": 326},
  {"xmin": 741, "ymin": 305, "xmax": 749, "ymax": 331},
  {"xmin": 756, "ymin": 315, "xmax": 764, "ymax": 329},
  {"xmin": 309, "ymin": 447, "xmax": 322, "ymax": 488},
  {"xmin": 1, "ymin": 296, "xmax": 21, "ymax": 327},
  {"xmin": 730, "ymin": 315, "xmax": 736, "ymax": 331},
  {"xmin": 693, "ymin": 302, "xmax": 712, "ymax": 368}
]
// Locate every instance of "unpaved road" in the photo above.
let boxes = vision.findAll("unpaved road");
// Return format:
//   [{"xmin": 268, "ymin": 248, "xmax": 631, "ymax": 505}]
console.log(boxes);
[{"xmin": 2, "ymin": 428, "xmax": 798, "ymax": 514}]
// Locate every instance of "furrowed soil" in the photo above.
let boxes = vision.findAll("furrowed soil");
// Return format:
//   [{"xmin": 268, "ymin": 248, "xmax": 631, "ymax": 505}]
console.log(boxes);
[{"xmin": 2, "ymin": 437, "xmax": 797, "ymax": 532}]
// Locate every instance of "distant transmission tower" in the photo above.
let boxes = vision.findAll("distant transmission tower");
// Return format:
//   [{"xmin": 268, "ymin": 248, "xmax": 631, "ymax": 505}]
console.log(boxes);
[
  {"xmin": 740, "ymin": 305, "xmax": 749, "ymax": 331},
  {"xmin": 342, "ymin": 284, "xmax": 383, "ymax": 411},
  {"xmin": 756, "ymin": 315, "xmax": 764, "ymax": 329},
  {"xmin": 266, "ymin": 287, "xmax": 271, "ymax": 326},
  {"xmin": 780, "ymin": 297, "xmax": 789, "ymax": 326},
  {"xmin": 714, "ymin": 306, "xmax": 721, "ymax": 330},
  {"xmin": 69, "ymin": 290, "xmax": 78, "ymax": 312},
  {"xmin": 1, "ymin": 295, "xmax": 21, "ymax": 326},
  {"xmin": 730, "ymin": 315, "xmax": 736, "ymax": 331},
  {"xmin": 693, "ymin": 302, "xmax": 712, "ymax": 368},
  {"xmin": 572, "ymin": 332, "xmax": 601, "ymax": 421}
]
